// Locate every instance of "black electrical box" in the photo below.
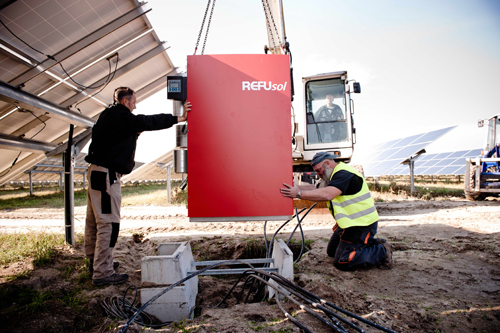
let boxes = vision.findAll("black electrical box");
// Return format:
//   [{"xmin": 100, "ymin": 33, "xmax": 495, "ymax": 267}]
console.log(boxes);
[{"xmin": 167, "ymin": 76, "xmax": 187, "ymax": 101}]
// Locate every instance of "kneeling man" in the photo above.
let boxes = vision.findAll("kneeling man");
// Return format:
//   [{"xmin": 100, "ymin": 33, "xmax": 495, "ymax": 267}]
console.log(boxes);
[{"xmin": 280, "ymin": 152, "xmax": 392, "ymax": 271}]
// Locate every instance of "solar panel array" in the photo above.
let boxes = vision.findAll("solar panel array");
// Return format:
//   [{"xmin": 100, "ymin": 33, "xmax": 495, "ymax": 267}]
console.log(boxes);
[
  {"xmin": 0, "ymin": 0, "xmax": 177, "ymax": 184},
  {"xmin": 385, "ymin": 149, "xmax": 482, "ymax": 176},
  {"xmin": 363, "ymin": 126, "xmax": 456, "ymax": 177}
]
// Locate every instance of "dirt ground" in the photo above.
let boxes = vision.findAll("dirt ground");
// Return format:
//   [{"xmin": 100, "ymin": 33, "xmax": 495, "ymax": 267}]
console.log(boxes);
[{"xmin": 0, "ymin": 198, "xmax": 499, "ymax": 332}]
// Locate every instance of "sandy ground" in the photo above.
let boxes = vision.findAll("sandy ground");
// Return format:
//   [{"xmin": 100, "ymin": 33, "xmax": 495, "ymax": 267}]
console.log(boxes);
[{"xmin": 0, "ymin": 198, "xmax": 499, "ymax": 332}]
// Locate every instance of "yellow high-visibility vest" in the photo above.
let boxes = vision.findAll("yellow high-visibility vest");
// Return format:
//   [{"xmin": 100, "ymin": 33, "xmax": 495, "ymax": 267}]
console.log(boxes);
[{"xmin": 326, "ymin": 162, "xmax": 379, "ymax": 229}]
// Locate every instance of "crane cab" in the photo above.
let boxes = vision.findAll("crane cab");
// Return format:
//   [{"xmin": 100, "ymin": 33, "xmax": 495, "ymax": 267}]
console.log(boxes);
[{"xmin": 293, "ymin": 71, "xmax": 359, "ymax": 172}]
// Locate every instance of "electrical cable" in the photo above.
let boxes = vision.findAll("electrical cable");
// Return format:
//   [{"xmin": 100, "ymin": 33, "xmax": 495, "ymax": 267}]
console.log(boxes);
[
  {"xmin": 57, "ymin": 55, "xmax": 117, "ymax": 90},
  {"xmin": 268, "ymin": 273, "xmax": 367, "ymax": 333},
  {"xmin": 248, "ymin": 273, "xmax": 347, "ymax": 333},
  {"xmin": 73, "ymin": 55, "xmax": 119, "ymax": 112},
  {"xmin": 0, "ymin": 18, "xmax": 48, "ymax": 58},
  {"xmin": 0, "ymin": 151, "xmax": 21, "ymax": 178},
  {"xmin": 113, "ymin": 266, "xmax": 395, "ymax": 333},
  {"xmin": 263, "ymin": 220, "xmax": 269, "ymax": 255},
  {"xmin": 0, "ymin": 108, "xmax": 47, "ymax": 178},
  {"xmin": 220, "ymin": 269, "xmax": 394, "ymax": 333},
  {"xmin": 270, "ymin": 272, "xmax": 398, "ymax": 333},
  {"xmin": 293, "ymin": 207, "xmax": 306, "ymax": 263},
  {"xmin": 119, "ymin": 260, "xmax": 256, "ymax": 333},
  {"xmin": 262, "ymin": 270, "xmax": 368, "ymax": 333},
  {"xmin": 287, "ymin": 203, "xmax": 317, "ymax": 263},
  {"xmin": 102, "ymin": 286, "xmax": 172, "ymax": 328},
  {"xmin": 286, "ymin": 203, "xmax": 316, "ymax": 245},
  {"xmin": 0, "ymin": 18, "xmax": 117, "ymax": 90},
  {"xmin": 265, "ymin": 207, "xmax": 307, "ymax": 259},
  {"xmin": 276, "ymin": 296, "xmax": 312, "ymax": 333}
]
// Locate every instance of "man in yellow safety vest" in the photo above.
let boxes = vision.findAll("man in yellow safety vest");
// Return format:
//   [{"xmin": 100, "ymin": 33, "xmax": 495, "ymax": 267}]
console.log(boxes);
[{"xmin": 280, "ymin": 152, "xmax": 392, "ymax": 270}]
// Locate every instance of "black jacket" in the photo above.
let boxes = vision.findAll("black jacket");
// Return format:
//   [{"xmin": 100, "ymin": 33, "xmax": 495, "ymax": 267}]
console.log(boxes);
[{"xmin": 85, "ymin": 104, "xmax": 178, "ymax": 174}]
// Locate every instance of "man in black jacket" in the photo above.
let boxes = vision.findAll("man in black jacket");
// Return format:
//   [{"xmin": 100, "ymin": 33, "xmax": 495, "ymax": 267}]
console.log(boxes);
[{"xmin": 84, "ymin": 87, "xmax": 191, "ymax": 286}]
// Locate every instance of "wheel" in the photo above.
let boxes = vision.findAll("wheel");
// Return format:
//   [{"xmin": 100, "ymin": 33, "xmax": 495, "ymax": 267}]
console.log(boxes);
[{"xmin": 465, "ymin": 193, "xmax": 487, "ymax": 201}]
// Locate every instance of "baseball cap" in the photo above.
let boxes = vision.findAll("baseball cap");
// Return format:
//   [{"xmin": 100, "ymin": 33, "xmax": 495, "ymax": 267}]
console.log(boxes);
[{"xmin": 311, "ymin": 152, "xmax": 339, "ymax": 166}]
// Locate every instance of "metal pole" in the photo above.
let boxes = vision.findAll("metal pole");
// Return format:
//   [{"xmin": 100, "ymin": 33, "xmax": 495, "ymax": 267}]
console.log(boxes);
[
  {"xmin": 64, "ymin": 125, "xmax": 75, "ymax": 246},
  {"xmin": 83, "ymin": 170, "xmax": 87, "ymax": 190},
  {"xmin": 60, "ymin": 171, "xmax": 63, "ymax": 191},
  {"xmin": 167, "ymin": 165, "xmax": 172, "ymax": 204},
  {"xmin": 29, "ymin": 170, "xmax": 33, "ymax": 196},
  {"xmin": 409, "ymin": 158, "xmax": 415, "ymax": 195}
]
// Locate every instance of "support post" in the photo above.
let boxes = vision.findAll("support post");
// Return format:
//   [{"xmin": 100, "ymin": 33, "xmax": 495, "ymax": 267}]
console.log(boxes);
[
  {"xmin": 409, "ymin": 157, "xmax": 415, "ymax": 195},
  {"xmin": 64, "ymin": 125, "xmax": 75, "ymax": 246},
  {"xmin": 29, "ymin": 170, "xmax": 33, "ymax": 196},
  {"xmin": 60, "ymin": 171, "xmax": 63, "ymax": 191},
  {"xmin": 83, "ymin": 170, "xmax": 87, "ymax": 190}
]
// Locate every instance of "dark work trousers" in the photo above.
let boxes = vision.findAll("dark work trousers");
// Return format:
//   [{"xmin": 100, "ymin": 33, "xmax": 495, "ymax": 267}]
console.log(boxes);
[
  {"xmin": 85, "ymin": 164, "xmax": 121, "ymax": 280},
  {"xmin": 326, "ymin": 222, "xmax": 387, "ymax": 271}
]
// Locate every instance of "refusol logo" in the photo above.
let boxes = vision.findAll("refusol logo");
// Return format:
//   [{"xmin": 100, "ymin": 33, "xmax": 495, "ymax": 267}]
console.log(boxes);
[{"xmin": 242, "ymin": 81, "xmax": 288, "ymax": 91}]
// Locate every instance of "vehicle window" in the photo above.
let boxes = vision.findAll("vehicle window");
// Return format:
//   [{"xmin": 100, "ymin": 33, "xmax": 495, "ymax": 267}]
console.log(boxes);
[{"xmin": 305, "ymin": 78, "xmax": 347, "ymax": 144}]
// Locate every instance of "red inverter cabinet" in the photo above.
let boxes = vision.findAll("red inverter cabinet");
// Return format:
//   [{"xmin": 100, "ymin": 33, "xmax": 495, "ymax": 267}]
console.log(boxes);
[{"xmin": 187, "ymin": 54, "xmax": 293, "ymax": 222}]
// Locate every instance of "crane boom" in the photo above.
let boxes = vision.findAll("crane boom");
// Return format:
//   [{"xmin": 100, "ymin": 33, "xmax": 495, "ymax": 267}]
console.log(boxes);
[{"xmin": 263, "ymin": 0, "xmax": 287, "ymax": 54}]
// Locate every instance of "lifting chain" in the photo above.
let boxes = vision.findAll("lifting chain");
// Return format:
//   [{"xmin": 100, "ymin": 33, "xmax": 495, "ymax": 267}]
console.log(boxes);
[
  {"xmin": 201, "ymin": 0, "xmax": 216, "ymax": 54},
  {"xmin": 194, "ymin": 0, "xmax": 213, "ymax": 55}
]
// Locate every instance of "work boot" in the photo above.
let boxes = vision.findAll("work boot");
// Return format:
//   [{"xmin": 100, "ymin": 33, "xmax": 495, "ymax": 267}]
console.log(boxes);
[
  {"xmin": 89, "ymin": 261, "xmax": 119, "ymax": 274},
  {"xmin": 92, "ymin": 273, "xmax": 129, "ymax": 286},
  {"xmin": 379, "ymin": 242, "xmax": 393, "ymax": 270}
]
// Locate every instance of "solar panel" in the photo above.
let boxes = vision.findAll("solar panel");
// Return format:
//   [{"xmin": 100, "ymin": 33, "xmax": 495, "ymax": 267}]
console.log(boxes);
[
  {"xmin": 363, "ymin": 126, "xmax": 456, "ymax": 176},
  {"xmin": 413, "ymin": 148, "xmax": 482, "ymax": 175},
  {"xmin": 388, "ymin": 148, "xmax": 482, "ymax": 176},
  {"xmin": 0, "ymin": 0, "xmax": 177, "ymax": 184}
]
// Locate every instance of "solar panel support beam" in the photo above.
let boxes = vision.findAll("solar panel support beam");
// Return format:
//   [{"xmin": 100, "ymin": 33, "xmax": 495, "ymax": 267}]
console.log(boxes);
[
  {"xmin": 0, "ymin": 133, "xmax": 58, "ymax": 152},
  {"xmin": 0, "ymin": 80, "xmax": 96, "ymax": 127},
  {"xmin": 8, "ymin": 3, "xmax": 152, "ymax": 87},
  {"xmin": 46, "ymin": 128, "xmax": 92, "ymax": 158}
]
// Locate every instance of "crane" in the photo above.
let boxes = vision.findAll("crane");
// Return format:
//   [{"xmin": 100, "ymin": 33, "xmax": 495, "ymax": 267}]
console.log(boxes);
[{"xmin": 262, "ymin": 0, "xmax": 361, "ymax": 184}]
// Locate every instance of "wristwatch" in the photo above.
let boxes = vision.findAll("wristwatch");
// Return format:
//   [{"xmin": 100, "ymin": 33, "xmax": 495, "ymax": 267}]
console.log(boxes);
[{"xmin": 296, "ymin": 190, "xmax": 302, "ymax": 199}]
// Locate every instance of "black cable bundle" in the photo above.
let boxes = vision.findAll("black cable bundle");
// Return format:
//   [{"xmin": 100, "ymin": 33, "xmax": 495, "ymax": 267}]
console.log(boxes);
[{"xmin": 217, "ymin": 269, "xmax": 398, "ymax": 333}]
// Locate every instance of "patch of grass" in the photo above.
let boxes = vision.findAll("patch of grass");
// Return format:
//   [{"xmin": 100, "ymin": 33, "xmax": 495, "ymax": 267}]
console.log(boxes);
[
  {"xmin": 5, "ymin": 269, "xmax": 30, "ymax": 281},
  {"xmin": 172, "ymin": 319, "xmax": 195, "ymax": 332},
  {"xmin": 60, "ymin": 289, "xmax": 85, "ymax": 309},
  {"xmin": 77, "ymin": 270, "xmax": 92, "ymax": 284},
  {"xmin": 22, "ymin": 289, "xmax": 52, "ymax": 314},
  {"xmin": 288, "ymin": 238, "xmax": 314, "ymax": 249},
  {"xmin": 0, "ymin": 231, "xmax": 64, "ymax": 266},
  {"xmin": 0, "ymin": 189, "xmax": 88, "ymax": 209},
  {"xmin": 0, "ymin": 182, "xmax": 187, "ymax": 209},
  {"xmin": 244, "ymin": 238, "xmax": 267, "ymax": 258},
  {"xmin": 368, "ymin": 181, "xmax": 465, "ymax": 200}
]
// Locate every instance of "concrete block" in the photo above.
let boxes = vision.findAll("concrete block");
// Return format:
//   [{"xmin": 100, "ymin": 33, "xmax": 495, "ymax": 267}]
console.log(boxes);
[
  {"xmin": 141, "ymin": 242, "xmax": 198, "ymax": 322},
  {"xmin": 142, "ymin": 242, "xmax": 197, "ymax": 288},
  {"xmin": 269, "ymin": 239, "xmax": 294, "ymax": 299},
  {"xmin": 140, "ymin": 285, "xmax": 195, "ymax": 323}
]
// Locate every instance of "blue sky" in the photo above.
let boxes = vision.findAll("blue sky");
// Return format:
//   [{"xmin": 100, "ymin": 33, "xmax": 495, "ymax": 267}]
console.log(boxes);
[{"xmin": 134, "ymin": 0, "xmax": 500, "ymax": 163}]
